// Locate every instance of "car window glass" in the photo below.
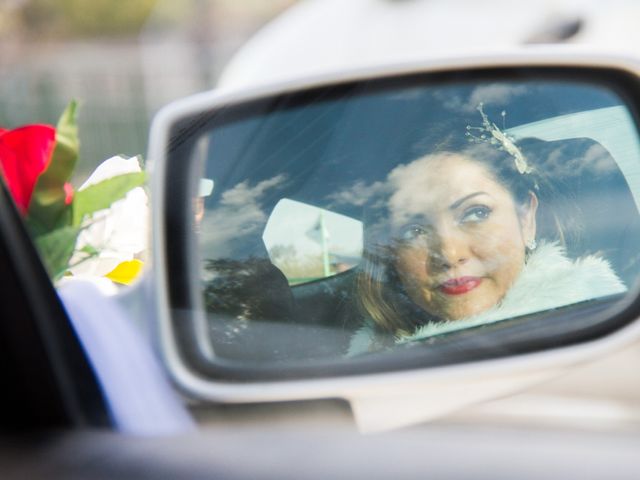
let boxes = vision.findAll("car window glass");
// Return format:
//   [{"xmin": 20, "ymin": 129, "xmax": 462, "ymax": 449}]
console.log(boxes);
[{"xmin": 262, "ymin": 198, "xmax": 363, "ymax": 285}]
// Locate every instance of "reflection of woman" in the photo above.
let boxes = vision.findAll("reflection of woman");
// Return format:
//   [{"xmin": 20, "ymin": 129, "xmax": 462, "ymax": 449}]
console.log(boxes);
[{"xmin": 349, "ymin": 124, "xmax": 627, "ymax": 355}]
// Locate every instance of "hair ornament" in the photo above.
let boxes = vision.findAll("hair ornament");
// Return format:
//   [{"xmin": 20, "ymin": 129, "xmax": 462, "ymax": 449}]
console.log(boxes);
[{"xmin": 465, "ymin": 102, "xmax": 533, "ymax": 175}]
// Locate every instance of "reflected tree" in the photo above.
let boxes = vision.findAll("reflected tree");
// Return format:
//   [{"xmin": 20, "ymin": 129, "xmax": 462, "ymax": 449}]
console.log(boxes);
[{"xmin": 203, "ymin": 257, "xmax": 294, "ymax": 321}]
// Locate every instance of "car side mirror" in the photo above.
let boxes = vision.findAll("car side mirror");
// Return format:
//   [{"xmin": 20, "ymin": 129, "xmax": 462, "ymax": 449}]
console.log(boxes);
[{"xmin": 148, "ymin": 50, "xmax": 640, "ymax": 431}]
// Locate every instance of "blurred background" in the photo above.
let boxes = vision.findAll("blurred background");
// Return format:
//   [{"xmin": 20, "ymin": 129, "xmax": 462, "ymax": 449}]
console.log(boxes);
[
  {"xmin": 1, "ymin": 0, "xmax": 638, "ymax": 179},
  {"xmin": 0, "ymin": 0, "xmax": 295, "ymax": 178}
]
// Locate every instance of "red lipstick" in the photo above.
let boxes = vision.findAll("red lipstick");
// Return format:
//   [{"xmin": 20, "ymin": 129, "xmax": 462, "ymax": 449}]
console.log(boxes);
[{"xmin": 439, "ymin": 277, "xmax": 482, "ymax": 295}]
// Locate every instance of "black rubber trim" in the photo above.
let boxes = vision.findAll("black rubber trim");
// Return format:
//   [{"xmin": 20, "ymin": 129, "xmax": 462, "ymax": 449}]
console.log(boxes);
[
  {"xmin": 0, "ymin": 182, "xmax": 110, "ymax": 430},
  {"xmin": 163, "ymin": 65, "xmax": 640, "ymax": 382}
]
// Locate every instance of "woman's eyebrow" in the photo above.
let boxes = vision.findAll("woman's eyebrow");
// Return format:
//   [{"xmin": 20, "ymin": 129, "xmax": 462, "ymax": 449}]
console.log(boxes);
[{"xmin": 449, "ymin": 192, "xmax": 489, "ymax": 210}]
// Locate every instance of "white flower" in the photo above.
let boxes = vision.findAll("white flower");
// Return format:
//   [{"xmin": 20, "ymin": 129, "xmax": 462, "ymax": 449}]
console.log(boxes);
[{"xmin": 68, "ymin": 155, "xmax": 148, "ymax": 278}]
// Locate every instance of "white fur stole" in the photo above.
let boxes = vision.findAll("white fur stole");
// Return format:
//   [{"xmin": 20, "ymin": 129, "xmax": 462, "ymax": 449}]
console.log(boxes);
[{"xmin": 348, "ymin": 242, "xmax": 626, "ymax": 356}]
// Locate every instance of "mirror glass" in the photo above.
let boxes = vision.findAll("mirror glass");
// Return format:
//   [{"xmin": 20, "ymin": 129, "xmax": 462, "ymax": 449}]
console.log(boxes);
[
  {"xmin": 263, "ymin": 199, "xmax": 363, "ymax": 285},
  {"xmin": 187, "ymin": 75, "xmax": 640, "ymax": 366}
]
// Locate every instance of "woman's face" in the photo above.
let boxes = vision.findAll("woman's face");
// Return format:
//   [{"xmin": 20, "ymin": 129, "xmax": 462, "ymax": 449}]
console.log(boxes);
[{"xmin": 390, "ymin": 153, "xmax": 537, "ymax": 320}]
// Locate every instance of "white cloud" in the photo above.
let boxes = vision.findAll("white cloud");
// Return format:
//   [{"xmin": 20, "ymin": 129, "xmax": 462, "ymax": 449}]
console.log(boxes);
[
  {"xmin": 199, "ymin": 174, "xmax": 287, "ymax": 257},
  {"xmin": 327, "ymin": 179, "xmax": 389, "ymax": 208},
  {"xmin": 436, "ymin": 84, "xmax": 528, "ymax": 114},
  {"xmin": 326, "ymin": 155, "xmax": 451, "ymax": 229},
  {"xmin": 582, "ymin": 143, "xmax": 619, "ymax": 175},
  {"xmin": 538, "ymin": 143, "xmax": 618, "ymax": 178},
  {"xmin": 219, "ymin": 175, "xmax": 286, "ymax": 207},
  {"xmin": 386, "ymin": 156, "xmax": 442, "ymax": 228},
  {"xmin": 466, "ymin": 84, "xmax": 527, "ymax": 112}
]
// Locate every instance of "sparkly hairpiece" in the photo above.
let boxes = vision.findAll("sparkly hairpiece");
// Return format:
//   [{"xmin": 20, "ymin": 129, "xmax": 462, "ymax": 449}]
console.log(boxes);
[{"xmin": 465, "ymin": 102, "xmax": 532, "ymax": 175}]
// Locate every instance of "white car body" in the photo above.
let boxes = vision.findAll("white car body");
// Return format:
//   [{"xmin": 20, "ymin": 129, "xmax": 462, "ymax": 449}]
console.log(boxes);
[
  {"xmin": 218, "ymin": 0, "xmax": 640, "ymax": 91},
  {"xmin": 148, "ymin": 48, "xmax": 640, "ymax": 433}
]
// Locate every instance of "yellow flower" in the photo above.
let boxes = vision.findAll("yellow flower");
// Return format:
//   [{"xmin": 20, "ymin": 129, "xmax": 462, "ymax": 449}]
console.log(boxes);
[{"xmin": 105, "ymin": 259, "xmax": 144, "ymax": 285}]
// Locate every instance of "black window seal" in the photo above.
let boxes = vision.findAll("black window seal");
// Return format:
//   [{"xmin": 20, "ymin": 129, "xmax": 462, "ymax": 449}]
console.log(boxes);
[{"xmin": 0, "ymin": 181, "xmax": 111, "ymax": 431}]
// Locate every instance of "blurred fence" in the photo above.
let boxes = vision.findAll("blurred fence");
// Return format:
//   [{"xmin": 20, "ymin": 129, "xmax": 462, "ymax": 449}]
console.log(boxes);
[
  {"xmin": 1, "ymin": 42, "xmax": 150, "ymax": 180},
  {"xmin": 0, "ymin": 0, "xmax": 295, "ymax": 180},
  {"xmin": 0, "ymin": 38, "xmax": 222, "ymax": 180}
]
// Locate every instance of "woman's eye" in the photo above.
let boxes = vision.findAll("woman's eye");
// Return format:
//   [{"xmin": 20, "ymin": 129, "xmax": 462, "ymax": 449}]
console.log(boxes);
[
  {"xmin": 400, "ymin": 224, "xmax": 428, "ymax": 240},
  {"xmin": 461, "ymin": 206, "xmax": 492, "ymax": 223}
]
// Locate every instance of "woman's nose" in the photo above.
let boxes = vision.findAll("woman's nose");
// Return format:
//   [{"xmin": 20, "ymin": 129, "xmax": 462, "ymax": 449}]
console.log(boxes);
[{"xmin": 429, "ymin": 228, "xmax": 469, "ymax": 270}]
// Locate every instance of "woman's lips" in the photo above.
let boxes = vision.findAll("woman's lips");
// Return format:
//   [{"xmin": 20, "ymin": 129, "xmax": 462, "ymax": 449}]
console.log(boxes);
[{"xmin": 438, "ymin": 276, "xmax": 482, "ymax": 295}]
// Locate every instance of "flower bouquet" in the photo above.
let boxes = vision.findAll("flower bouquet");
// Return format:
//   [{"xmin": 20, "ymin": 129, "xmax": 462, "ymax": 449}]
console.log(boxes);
[{"xmin": 0, "ymin": 101, "xmax": 147, "ymax": 285}]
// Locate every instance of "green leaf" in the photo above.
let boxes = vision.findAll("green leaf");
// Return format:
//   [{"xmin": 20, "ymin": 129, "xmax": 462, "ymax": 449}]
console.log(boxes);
[
  {"xmin": 79, "ymin": 244, "xmax": 100, "ymax": 256},
  {"xmin": 72, "ymin": 172, "xmax": 146, "ymax": 226},
  {"xmin": 34, "ymin": 226, "xmax": 81, "ymax": 281},
  {"xmin": 28, "ymin": 100, "xmax": 80, "ymax": 231}
]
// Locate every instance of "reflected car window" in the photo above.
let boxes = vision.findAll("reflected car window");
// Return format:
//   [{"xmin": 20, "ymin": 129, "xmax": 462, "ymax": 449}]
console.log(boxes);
[{"xmin": 263, "ymin": 199, "xmax": 363, "ymax": 285}]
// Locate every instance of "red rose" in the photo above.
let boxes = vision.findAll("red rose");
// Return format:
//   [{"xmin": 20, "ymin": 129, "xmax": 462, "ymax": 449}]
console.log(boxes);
[{"xmin": 0, "ymin": 124, "xmax": 56, "ymax": 213}]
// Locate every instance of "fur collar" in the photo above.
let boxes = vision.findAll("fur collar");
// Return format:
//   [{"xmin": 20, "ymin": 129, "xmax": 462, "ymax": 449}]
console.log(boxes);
[{"xmin": 348, "ymin": 242, "xmax": 626, "ymax": 356}]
